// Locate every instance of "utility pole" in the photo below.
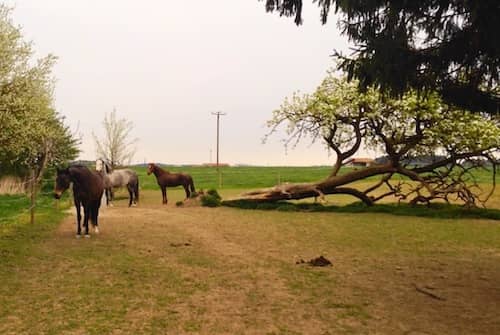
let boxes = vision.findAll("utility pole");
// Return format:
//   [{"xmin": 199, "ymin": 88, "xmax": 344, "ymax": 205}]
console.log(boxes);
[{"xmin": 211, "ymin": 111, "xmax": 226, "ymax": 187}]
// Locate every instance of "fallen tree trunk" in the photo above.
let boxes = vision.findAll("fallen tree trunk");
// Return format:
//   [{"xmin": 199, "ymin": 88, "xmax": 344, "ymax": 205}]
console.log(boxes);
[
  {"xmin": 232, "ymin": 183, "xmax": 375, "ymax": 205},
  {"xmin": 232, "ymin": 164, "xmax": 398, "ymax": 205},
  {"xmin": 230, "ymin": 159, "xmax": 497, "ymax": 208}
]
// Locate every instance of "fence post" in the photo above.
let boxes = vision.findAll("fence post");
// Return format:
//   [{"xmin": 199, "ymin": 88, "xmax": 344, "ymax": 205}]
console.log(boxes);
[{"xmin": 30, "ymin": 169, "xmax": 36, "ymax": 224}]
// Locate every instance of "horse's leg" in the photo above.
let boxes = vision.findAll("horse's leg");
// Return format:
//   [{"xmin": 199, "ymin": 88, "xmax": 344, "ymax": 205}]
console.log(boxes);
[
  {"xmin": 134, "ymin": 180, "xmax": 139, "ymax": 204},
  {"xmin": 109, "ymin": 188, "xmax": 114, "ymax": 207},
  {"xmin": 83, "ymin": 205, "xmax": 90, "ymax": 237},
  {"xmin": 75, "ymin": 198, "xmax": 82, "ymax": 238},
  {"xmin": 93, "ymin": 200, "xmax": 100, "ymax": 234},
  {"xmin": 183, "ymin": 184, "xmax": 190, "ymax": 199},
  {"xmin": 104, "ymin": 188, "xmax": 108, "ymax": 206},
  {"xmin": 162, "ymin": 186, "xmax": 167, "ymax": 204},
  {"xmin": 127, "ymin": 183, "xmax": 133, "ymax": 207},
  {"xmin": 105, "ymin": 188, "xmax": 110, "ymax": 206}
]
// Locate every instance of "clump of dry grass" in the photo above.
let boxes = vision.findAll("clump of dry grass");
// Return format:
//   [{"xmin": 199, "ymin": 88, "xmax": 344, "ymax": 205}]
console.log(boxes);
[{"xmin": 0, "ymin": 176, "xmax": 25, "ymax": 195}]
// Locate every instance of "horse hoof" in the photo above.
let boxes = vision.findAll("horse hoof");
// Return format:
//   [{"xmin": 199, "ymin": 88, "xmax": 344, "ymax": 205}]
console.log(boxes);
[
  {"xmin": 84, "ymin": 234, "xmax": 91, "ymax": 238},
  {"xmin": 94, "ymin": 227, "xmax": 99, "ymax": 234},
  {"xmin": 76, "ymin": 235, "xmax": 81, "ymax": 239},
  {"xmin": 109, "ymin": 203, "xmax": 114, "ymax": 207}
]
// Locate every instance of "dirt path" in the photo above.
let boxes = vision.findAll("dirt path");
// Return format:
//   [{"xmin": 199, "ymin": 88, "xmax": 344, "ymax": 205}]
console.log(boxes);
[
  {"xmin": 91, "ymin": 205, "xmax": 324, "ymax": 334},
  {"xmin": 1, "ymin": 197, "xmax": 499, "ymax": 334}
]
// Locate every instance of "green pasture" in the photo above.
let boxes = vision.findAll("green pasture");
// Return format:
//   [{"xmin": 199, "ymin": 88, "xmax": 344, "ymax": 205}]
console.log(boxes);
[
  {"xmin": 1, "ymin": 189, "xmax": 499, "ymax": 334},
  {"xmin": 134, "ymin": 165, "xmax": 336, "ymax": 190},
  {"xmin": 0, "ymin": 165, "xmax": 499, "ymax": 334},
  {"xmin": 0, "ymin": 194, "xmax": 68, "ymax": 269},
  {"xmin": 136, "ymin": 165, "xmax": 500, "ymax": 214},
  {"xmin": 132, "ymin": 164, "xmax": 499, "ymax": 191}
]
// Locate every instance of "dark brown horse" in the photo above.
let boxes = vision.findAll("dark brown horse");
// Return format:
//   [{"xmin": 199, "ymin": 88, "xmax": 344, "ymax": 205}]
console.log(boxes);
[
  {"xmin": 147, "ymin": 163, "xmax": 195, "ymax": 204},
  {"xmin": 54, "ymin": 165, "xmax": 104, "ymax": 237}
]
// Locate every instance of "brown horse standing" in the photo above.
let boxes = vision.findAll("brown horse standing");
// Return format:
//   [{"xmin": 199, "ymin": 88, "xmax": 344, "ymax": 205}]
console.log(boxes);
[
  {"xmin": 54, "ymin": 165, "xmax": 104, "ymax": 237},
  {"xmin": 147, "ymin": 163, "xmax": 195, "ymax": 204}
]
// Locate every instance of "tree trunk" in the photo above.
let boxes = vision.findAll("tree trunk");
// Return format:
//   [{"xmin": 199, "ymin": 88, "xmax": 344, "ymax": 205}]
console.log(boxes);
[
  {"xmin": 232, "ymin": 164, "xmax": 397, "ymax": 205},
  {"xmin": 30, "ymin": 169, "xmax": 36, "ymax": 224}
]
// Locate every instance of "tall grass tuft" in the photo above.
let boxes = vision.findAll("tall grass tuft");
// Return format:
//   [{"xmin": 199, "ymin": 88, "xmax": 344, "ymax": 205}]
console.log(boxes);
[{"xmin": 0, "ymin": 176, "xmax": 25, "ymax": 195}]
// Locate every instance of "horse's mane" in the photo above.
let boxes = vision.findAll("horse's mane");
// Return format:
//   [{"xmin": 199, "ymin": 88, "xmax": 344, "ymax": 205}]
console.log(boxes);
[
  {"xmin": 61, "ymin": 165, "xmax": 96, "ymax": 183},
  {"xmin": 104, "ymin": 161, "xmax": 111, "ymax": 174},
  {"xmin": 68, "ymin": 164, "xmax": 89, "ymax": 170},
  {"xmin": 152, "ymin": 163, "xmax": 169, "ymax": 174}
]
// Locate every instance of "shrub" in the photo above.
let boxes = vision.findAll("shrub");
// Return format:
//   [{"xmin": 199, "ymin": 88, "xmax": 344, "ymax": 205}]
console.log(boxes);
[
  {"xmin": 206, "ymin": 189, "xmax": 221, "ymax": 200},
  {"xmin": 200, "ymin": 194, "xmax": 221, "ymax": 207},
  {"xmin": 175, "ymin": 201, "xmax": 184, "ymax": 207}
]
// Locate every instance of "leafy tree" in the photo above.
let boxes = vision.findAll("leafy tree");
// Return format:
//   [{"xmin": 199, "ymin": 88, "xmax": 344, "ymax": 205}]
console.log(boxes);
[
  {"xmin": 0, "ymin": 5, "xmax": 78, "ymax": 185},
  {"xmin": 92, "ymin": 108, "xmax": 138, "ymax": 169},
  {"xmin": 237, "ymin": 71, "xmax": 500, "ymax": 207},
  {"xmin": 262, "ymin": 0, "xmax": 500, "ymax": 115}
]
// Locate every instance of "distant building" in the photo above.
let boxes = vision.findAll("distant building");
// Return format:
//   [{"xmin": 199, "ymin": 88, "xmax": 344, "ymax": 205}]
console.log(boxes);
[
  {"xmin": 202, "ymin": 163, "xmax": 230, "ymax": 167},
  {"xmin": 345, "ymin": 158, "xmax": 375, "ymax": 167}
]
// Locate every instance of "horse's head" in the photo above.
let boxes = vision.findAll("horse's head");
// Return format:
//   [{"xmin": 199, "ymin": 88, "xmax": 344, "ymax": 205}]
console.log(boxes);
[
  {"xmin": 95, "ymin": 159, "xmax": 104, "ymax": 172},
  {"xmin": 96, "ymin": 158, "xmax": 111, "ymax": 174},
  {"xmin": 147, "ymin": 163, "xmax": 155, "ymax": 175},
  {"xmin": 54, "ymin": 167, "xmax": 71, "ymax": 199}
]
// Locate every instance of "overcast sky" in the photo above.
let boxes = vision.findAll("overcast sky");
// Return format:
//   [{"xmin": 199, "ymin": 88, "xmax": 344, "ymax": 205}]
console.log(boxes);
[{"xmin": 9, "ymin": 0, "xmax": 363, "ymax": 166}]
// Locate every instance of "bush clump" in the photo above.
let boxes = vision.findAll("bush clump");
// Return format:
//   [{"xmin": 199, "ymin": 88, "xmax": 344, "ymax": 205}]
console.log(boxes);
[
  {"xmin": 200, "ymin": 189, "xmax": 222, "ymax": 207},
  {"xmin": 206, "ymin": 189, "xmax": 221, "ymax": 200},
  {"xmin": 175, "ymin": 201, "xmax": 184, "ymax": 207},
  {"xmin": 201, "ymin": 195, "xmax": 221, "ymax": 207}
]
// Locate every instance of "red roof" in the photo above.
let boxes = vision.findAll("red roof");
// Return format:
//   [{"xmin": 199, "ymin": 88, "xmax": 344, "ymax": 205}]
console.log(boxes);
[{"xmin": 346, "ymin": 158, "xmax": 374, "ymax": 164}]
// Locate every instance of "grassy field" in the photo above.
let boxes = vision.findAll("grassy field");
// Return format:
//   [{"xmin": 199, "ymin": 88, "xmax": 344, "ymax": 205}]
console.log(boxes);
[
  {"xmin": 134, "ymin": 165, "xmax": 338, "ymax": 190},
  {"xmin": 0, "ymin": 194, "xmax": 68, "ymax": 290},
  {"xmin": 135, "ymin": 165, "xmax": 500, "ymax": 214},
  {"xmin": 0, "ymin": 167, "xmax": 499, "ymax": 334},
  {"xmin": 133, "ymin": 164, "xmax": 500, "ymax": 190}
]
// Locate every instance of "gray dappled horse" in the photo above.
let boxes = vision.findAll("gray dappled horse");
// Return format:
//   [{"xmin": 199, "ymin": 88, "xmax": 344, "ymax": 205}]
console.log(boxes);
[{"xmin": 95, "ymin": 158, "xmax": 139, "ymax": 207}]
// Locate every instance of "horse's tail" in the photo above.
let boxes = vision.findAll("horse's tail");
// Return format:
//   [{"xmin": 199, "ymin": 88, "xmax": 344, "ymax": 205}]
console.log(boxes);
[{"xmin": 189, "ymin": 177, "xmax": 196, "ymax": 194}]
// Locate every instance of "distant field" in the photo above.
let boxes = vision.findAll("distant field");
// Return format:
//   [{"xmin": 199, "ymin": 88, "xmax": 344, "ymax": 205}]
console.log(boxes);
[
  {"xmin": 133, "ymin": 165, "xmax": 335, "ymax": 190},
  {"xmin": 131, "ymin": 165, "xmax": 499, "ymax": 191}
]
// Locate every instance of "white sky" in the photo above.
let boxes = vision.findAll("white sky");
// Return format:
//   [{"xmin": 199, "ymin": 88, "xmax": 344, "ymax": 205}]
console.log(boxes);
[{"xmin": 8, "ymin": 0, "xmax": 367, "ymax": 166}]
